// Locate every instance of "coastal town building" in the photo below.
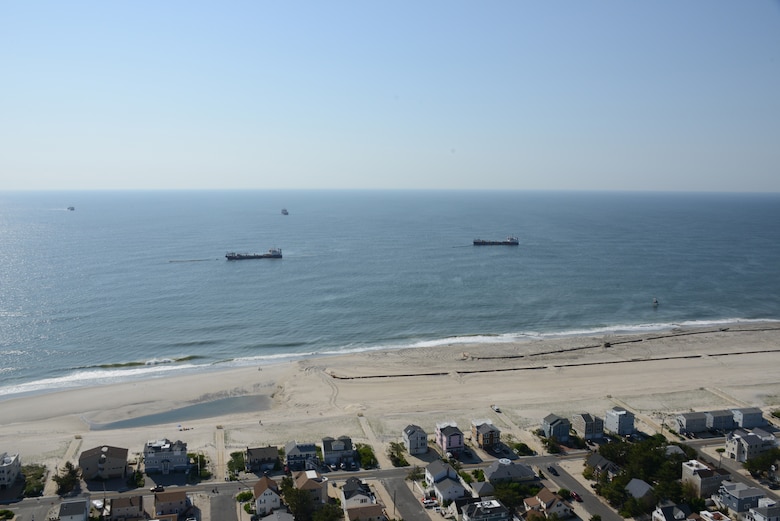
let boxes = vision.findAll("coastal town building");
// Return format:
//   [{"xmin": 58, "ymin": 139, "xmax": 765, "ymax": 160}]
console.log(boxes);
[
  {"xmin": 108, "ymin": 495, "xmax": 144, "ymax": 521},
  {"xmin": 605, "ymin": 406, "xmax": 635, "ymax": 436},
  {"xmin": 253, "ymin": 475, "xmax": 281, "ymax": 516},
  {"xmin": 523, "ymin": 488, "xmax": 573, "ymax": 519},
  {"xmin": 586, "ymin": 453, "xmax": 620, "ymax": 480},
  {"xmin": 676, "ymin": 412, "xmax": 708, "ymax": 434},
  {"xmin": 732, "ymin": 408, "xmax": 767, "ymax": 429},
  {"xmin": 425, "ymin": 460, "xmax": 466, "ymax": 502},
  {"xmin": 0, "ymin": 452, "xmax": 21, "ymax": 489},
  {"xmin": 435, "ymin": 422, "xmax": 465, "ymax": 457},
  {"xmin": 747, "ymin": 502, "xmax": 780, "ymax": 521},
  {"xmin": 345, "ymin": 504, "xmax": 387, "ymax": 521},
  {"xmin": 154, "ymin": 489, "xmax": 188, "ymax": 517},
  {"xmin": 681, "ymin": 459, "xmax": 730, "ymax": 497},
  {"xmin": 245, "ymin": 445, "xmax": 279, "ymax": 472},
  {"xmin": 341, "ymin": 477, "xmax": 374, "ymax": 509},
  {"xmin": 322, "ymin": 435, "xmax": 356, "ymax": 469},
  {"xmin": 725, "ymin": 429, "xmax": 777, "ymax": 462},
  {"xmin": 294, "ymin": 469, "xmax": 328, "ymax": 505},
  {"xmin": 716, "ymin": 481, "xmax": 766, "ymax": 514},
  {"xmin": 59, "ymin": 499, "xmax": 89, "ymax": 521},
  {"xmin": 471, "ymin": 420, "xmax": 501, "ymax": 450},
  {"xmin": 541, "ymin": 414, "xmax": 570, "ymax": 442},
  {"xmin": 403, "ymin": 424, "xmax": 428, "ymax": 455},
  {"xmin": 626, "ymin": 478, "xmax": 655, "ymax": 508},
  {"xmin": 652, "ymin": 502, "xmax": 692, "ymax": 521},
  {"xmin": 284, "ymin": 441, "xmax": 319, "ymax": 471},
  {"xmin": 79, "ymin": 445, "xmax": 128, "ymax": 480},
  {"xmin": 572, "ymin": 413, "xmax": 604, "ymax": 440},
  {"xmin": 706, "ymin": 410, "xmax": 736, "ymax": 431},
  {"xmin": 699, "ymin": 512, "xmax": 732, "ymax": 521},
  {"xmin": 143, "ymin": 439, "xmax": 189, "ymax": 474},
  {"xmin": 462, "ymin": 499, "xmax": 511, "ymax": 521},
  {"xmin": 484, "ymin": 459, "xmax": 536, "ymax": 484}
]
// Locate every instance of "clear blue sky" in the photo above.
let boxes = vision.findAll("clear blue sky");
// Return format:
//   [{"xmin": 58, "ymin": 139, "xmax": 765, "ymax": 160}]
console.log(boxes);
[{"xmin": 2, "ymin": 1, "xmax": 779, "ymax": 191}]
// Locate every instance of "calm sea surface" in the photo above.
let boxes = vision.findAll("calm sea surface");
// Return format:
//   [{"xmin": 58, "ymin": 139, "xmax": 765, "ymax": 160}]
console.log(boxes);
[{"xmin": 1, "ymin": 190, "xmax": 779, "ymax": 398}]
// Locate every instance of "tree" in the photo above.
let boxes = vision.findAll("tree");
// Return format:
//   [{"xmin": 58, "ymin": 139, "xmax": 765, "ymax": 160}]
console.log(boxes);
[
  {"xmin": 406, "ymin": 465, "xmax": 424, "ymax": 481},
  {"xmin": 53, "ymin": 461, "xmax": 80, "ymax": 496},
  {"xmin": 283, "ymin": 487, "xmax": 315, "ymax": 521},
  {"xmin": 312, "ymin": 503, "xmax": 343, "ymax": 521},
  {"xmin": 355, "ymin": 443, "xmax": 378, "ymax": 469},
  {"xmin": 387, "ymin": 442, "xmax": 409, "ymax": 467}
]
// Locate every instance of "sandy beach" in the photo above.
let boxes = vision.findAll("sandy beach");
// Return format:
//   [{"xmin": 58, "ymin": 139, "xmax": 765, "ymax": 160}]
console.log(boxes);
[{"xmin": 2, "ymin": 322, "xmax": 780, "ymax": 480}]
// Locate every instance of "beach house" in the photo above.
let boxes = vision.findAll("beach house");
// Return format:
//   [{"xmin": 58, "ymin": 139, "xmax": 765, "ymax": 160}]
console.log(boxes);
[
  {"xmin": 725, "ymin": 429, "xmax": 777, "ymax": 462},
  {"xmin": 523, "ymin": 488, "xmax": 573, "ymax": 519},
  {"xmin": 154, "ymin": 489, "xmax": 188, "ymax": 517},
  {"xmin": 462, "ymin": 499, "xmax": 511, "ymax": 521},
  {"xmin": 675, "ymin": 412, "xmax": 708, "ymax": 434},
  {"xmin": 541, "ymin": 414, "xmax": 570, "ymax": 442},
  {"xmin": 245, "ymin": 445, "xmax": 279, "ymax": 472},
  {"xmin": 716, "ymin": 481, "xmax": 765, "ymax": 514},
  {"xmin": 572, "ymin": 413, "xmax": 604, "ymax": 440},
  {"xmin": 435, "ymin": 422, "xmax": 465, "ymax": 457},
  {"xmin": 471, "ymin": 420, "xmax": 501, "ymax": 451},
  {"xmin": 294, "ymin": 470, "xmax": 328, "ymax": 505},
  {"xmin": 284, "ymin": 441, "xmax": 319, "ymax": 471},
  {"xmin": 706, "ymin": 410, "xmax": 736, "ymax": 431},
  {"xmin": 403, "ymin": 424, "xmax": 428, "ymax": 455},
  {"xmin": 58, "ymin": 499, "xmax": 89, "ymax": 521},
  {"xmin": 747, "ymin": 502, "xmax": 780, "ymax": 521},
  {"xmin": 0, "ymin": 452, "xmax": 21, "ymax": 489},
  {"xmin": 79, "ymin": 445, "xmax": 128, "ymax": 480},
  {"xmin": 605, "ymin": 406, "xmax": 635, "ymax": 436},
  {"xmin": 341, "ymin": 477, "xmax": 374, "ymax": 509},
  {"xmin": 143, "ymin": 439, "xmax": 189, "ymax": 474},
  {"xmin": 484, "ymin": 459, "xmax": 537, "ymax": 484},
  {"xmin": 652, "ymin": 502, "xmax": 692, "ymax": 521},
  {"xmin": 681, "ymin": 460, "xmax": 730, "ymax": 497},
  {"xmin": 732, "ymin": 408, "xmax": 767, "ymax": 429},
  {"xmin": 253, "ymin": 475, "xmax": 281, "ymax": 515},
  {"xmin": 322, "ymin": 435, "xmax": 356, "ymax": 469},
  {"xmin": 425, "ymin": 460, "xmax": 466, "ymax": 502},
  {"xmin": 108, "ymin": 495, "xmax": 144, "ymax": 521},
  {"xmin": 345, "ymin": 504, "xmax": 388, "ymax": 521}
]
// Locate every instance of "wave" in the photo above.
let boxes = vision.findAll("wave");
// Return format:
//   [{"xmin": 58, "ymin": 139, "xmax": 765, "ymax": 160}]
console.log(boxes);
[
  {"xmin": 0, "ymin": 363, "xmax": 201, "ymax": 398},
  {"xmin": 2, "ymin": 317, "xmax": 777, "ymax": 399}
]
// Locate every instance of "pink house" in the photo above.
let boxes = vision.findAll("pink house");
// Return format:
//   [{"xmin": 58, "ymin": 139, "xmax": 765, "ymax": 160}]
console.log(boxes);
[{"xmin": 435, "ymin": 422, "xmax": 464, "ymax": 457}]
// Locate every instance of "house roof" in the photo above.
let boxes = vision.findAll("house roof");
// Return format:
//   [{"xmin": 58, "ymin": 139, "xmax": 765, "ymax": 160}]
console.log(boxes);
[
  {"xmin": 656, "ymin": 503, "xmax": 692, "ymax": 521},
  {"xmin": 343, "ymin": 477, "xmax": 371, "ymax": 500},
  {"xmin": 285, "ymin": 441, "xmax": 316, "ymax": 456},
  {"xmin": 404, "ymin": 424, "xmax": 426, "ymax": 436},
  {"xmin": 484, "ymin": 460, "xmax": 536, "ymax": 482},
  {"xmin": 155, "ymin": 490, "xmax": 187, "ymax": 503},
  {"xmin": 253, "ymin": 475, "xmax": 279, "ymax": 497},
  {"xmin": 471, "ymin": 481, "xmax": 495, "ymax": 496},
  {"xmin": 476, "ymin": 423, "xmax": 500, "ymax": 435},
  {"xmin": 426, "ymin": 459, "xmax": 453, "ymax": 478},
  {"xmin": 586, "ymin": 453, "xmax": 620, "ymax": 473},
  {"xmin": 626, "ymin": 478, "xmax": 653, "ymax": 499},
  {"xmin": 678, "ymin": 412, "xmax": 707, "ymax": 421},
  {"xmin": 80, "ymin": 445, "xmax": 128, "ymax": 461},
  {"xmin": 111, "ymin": 495, "xmax": 142, "ymax": 509},
  {"xmin": 706, "ymin": 410, "xmax": 734, "ymax": 419},
  {"xmin": 247, "ymin": 446, "xmax": 278, "ymax": 460},
  {"xmin": 434, "ymin": 476, "xmax": 464, "ymax": 495},
  {"xmin": 294, "ymin": 470, "xmax": 325, "ymax": 490},
  {"xmin": 574, "ymin": 413, "xmax": 595, "ymax": 423},
  {"xmin": 462, "ymin": 499, "xmax": 509, "ymax": 518},
  {"xmin": 60, "ymin": 500, "xmax": 88, "ymax": 516},
  {"xmin": 346, "ymin": 504, "xmax": 386, "ymax": 521},
  {"xmin": 440, "ymin": 425, "xmax": 463, "ymax": 437},
  {"xmin": 267, "ymin": 510, "xmax": 295, "ymax": 521},
  {"xmin": 543, "ymin": 413, "xmax": 565, "ymax": 425}
]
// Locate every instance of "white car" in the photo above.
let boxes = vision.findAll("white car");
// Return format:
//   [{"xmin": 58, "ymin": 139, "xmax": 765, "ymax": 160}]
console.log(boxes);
[
  {"xmin": 422, "ymin": 499, "xmax": 437, "ymax": 507},
  {"xmin": 491, "ymin": 404, "xmax": 501, "ymax": 413}
]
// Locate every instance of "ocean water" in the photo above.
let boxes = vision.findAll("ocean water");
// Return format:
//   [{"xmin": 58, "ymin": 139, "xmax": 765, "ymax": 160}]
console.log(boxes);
[{"xmin": 1, "ymin": 190, "xmax": 779, "ymax": 399}]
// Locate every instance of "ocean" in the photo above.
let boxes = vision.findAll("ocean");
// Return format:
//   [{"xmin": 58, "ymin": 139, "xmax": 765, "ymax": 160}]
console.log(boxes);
[{"xmin": 1, "ymin": 190, "xmax": 779, "ymax": 399}]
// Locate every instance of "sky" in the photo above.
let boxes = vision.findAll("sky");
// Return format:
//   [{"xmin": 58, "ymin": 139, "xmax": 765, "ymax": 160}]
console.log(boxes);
[{"xmin": 1, "ymin": 1, "xmax": 779, "ymax": 192}]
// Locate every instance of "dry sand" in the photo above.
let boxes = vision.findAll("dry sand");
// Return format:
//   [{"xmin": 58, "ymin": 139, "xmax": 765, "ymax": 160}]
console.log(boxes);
[{"xmin": 2, "ymin": 322, "xmax": 780, "ymax": 477}]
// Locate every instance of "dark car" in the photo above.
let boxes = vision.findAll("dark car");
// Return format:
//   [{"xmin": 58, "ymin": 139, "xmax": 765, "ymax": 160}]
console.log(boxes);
[
  {"xmin": 547, "ymin": 465, "xmax": 559, "ymax": 476},
  {"xmin": 570, "ymin": 491, "xmax": 583, "ymax": 502}
]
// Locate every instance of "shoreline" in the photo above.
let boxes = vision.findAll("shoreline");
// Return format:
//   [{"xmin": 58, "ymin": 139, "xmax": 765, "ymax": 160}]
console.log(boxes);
[
  {"xmin": 2, "ymin": 321, "xmax": 780, "ymax": 481},
  {"xmin": 3, "ymin": 316, "xmax": 777, "ymax": 403}
]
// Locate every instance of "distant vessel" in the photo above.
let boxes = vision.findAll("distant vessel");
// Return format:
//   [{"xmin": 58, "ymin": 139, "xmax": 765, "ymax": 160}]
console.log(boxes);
[
  {"xmin": 225, "ymin": 248, "xmax": 282, "ymax": 260},
  {"xmin": 653, "ymin": 297, "xmax": 659, "ymax": 307},
  {"xmin": 67, "ymin": 206, "xmax": 75, "ymax": 211},
  {"xmin": 473, "ymin": 236, "xmax": 519, "ymax": 246},
  {"xmin": 281, "ymin": 208, "xmax": 289, "ymax": 215}
]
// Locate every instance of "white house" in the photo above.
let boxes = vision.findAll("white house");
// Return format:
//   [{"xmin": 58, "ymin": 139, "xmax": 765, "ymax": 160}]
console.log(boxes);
[
  {"xmin": 0, "ymin": 452, "xmax": 21, "ymax": 489},
  {"xmin": 403, "ymin": 424, "xmax": 428, "ymax": 455},
  {"xmin": 144, "ymin": 439, "xmax": 189, "ymax": 474},
  {"xmin": 254, "ymin": 475, "xmax": 281, "ymax": 515}
]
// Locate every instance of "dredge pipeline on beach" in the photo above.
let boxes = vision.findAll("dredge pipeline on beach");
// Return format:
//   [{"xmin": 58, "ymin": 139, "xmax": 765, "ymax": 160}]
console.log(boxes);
[{"xmin": 326, "ymin": 326, "xmax": 780, "ymax": 380}]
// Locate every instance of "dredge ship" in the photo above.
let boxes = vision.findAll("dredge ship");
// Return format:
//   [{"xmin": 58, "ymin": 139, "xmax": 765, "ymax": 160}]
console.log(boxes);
[{"xmin": 225, "ymin": 248, "xmax": 282, "ymax": 260}]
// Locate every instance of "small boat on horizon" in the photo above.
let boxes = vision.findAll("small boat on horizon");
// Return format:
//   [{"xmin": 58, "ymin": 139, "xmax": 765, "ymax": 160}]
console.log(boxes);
[
  {"xmin": 473, "ymin": 236, "xmax": 519, "ymax": 246},
  {"xmin": 67, "ymin": 206, "xmax": 75, "ymax": 211},
  {"xmin": 281, "ymin": 208, "xmax": 289, "ymax": 215},
  {"xmin": 225, "ymin": 248, "xmax": 282, "ymax": 260}
]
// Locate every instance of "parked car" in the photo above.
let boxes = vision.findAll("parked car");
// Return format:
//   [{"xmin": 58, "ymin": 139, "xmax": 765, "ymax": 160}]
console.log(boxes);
[
  {"xmin": 570, "ymin": 491, "xmax": 583, "ymax": 502},
  {"xmin": 547, "ymin": 465, "xmax": 559, "ymax": 476},
  {"xmin": 150, "ymin": 485, "xmax": 164, "ymax": 492},
  {"xmin": 422, "ymin": 498, "xmax": 437, "ymax": 507}
]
